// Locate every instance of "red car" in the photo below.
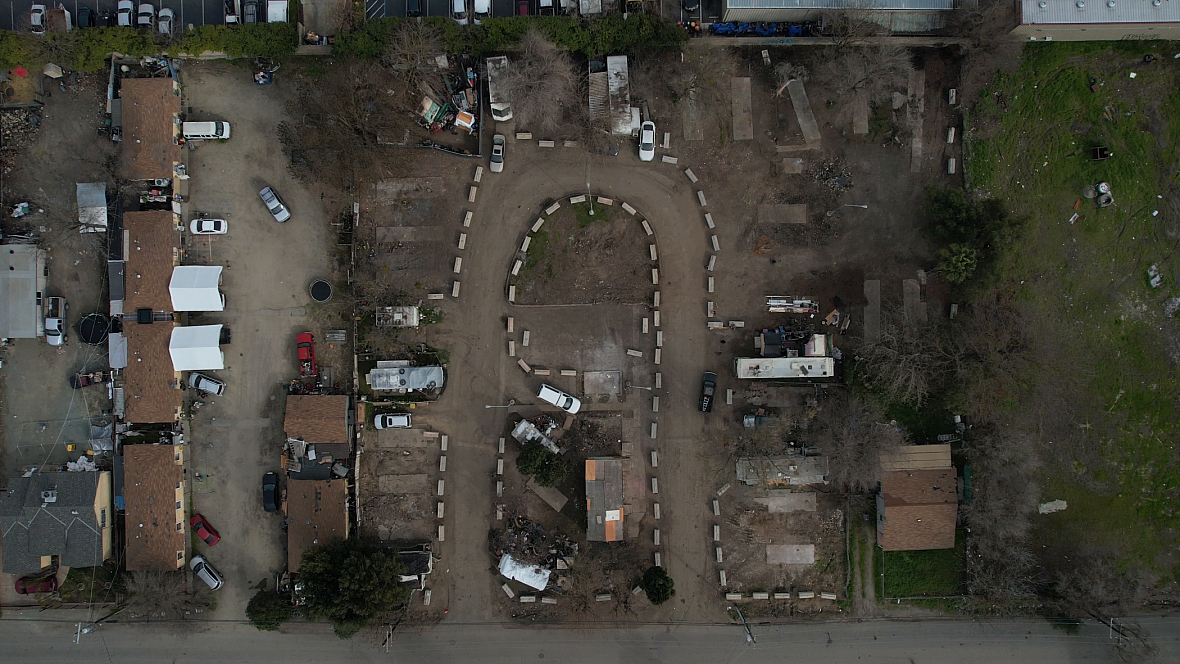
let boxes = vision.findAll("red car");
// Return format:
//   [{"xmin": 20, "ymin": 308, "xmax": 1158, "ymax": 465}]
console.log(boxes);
[
  {"xmin": 190, "ymin": 514, "xmax": 221, "ymax": 546},
  {"xmin": 296, "ymin": 332, "xmax": 316, "ymax": 378},
  {"xmin": 15, "ymin": 575, "xmax": 58, "ymax": 595}
]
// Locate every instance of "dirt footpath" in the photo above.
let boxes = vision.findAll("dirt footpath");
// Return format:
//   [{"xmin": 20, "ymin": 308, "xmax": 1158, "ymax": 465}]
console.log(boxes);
[{"xmin": 180, "ymin": 62, "xmax": 336, "ymax": 619}]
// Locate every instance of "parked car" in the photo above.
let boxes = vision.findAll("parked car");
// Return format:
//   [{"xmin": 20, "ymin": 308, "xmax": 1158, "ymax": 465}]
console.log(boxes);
[
  {"xmin": 117, "ymin": 0, "xmax": 133, "ymax": 26},
  {"xmin": 259, "ymin": 186, "xmax": 290, "ymax": 222},
  {"xmin": 638, "ymin": 121, "xmax": 655, "ymax": 161},
  {"xmin": 374, "ymin": 413, "xmax": 412, "ymax": 429},
  {"xmin": 15, "ymin": 574, "xmax": 58, "ymax": 595},
  {"xmin": 490, "ymin": 134, "xmax": 505, "ymax": 173},
  {"xmin": 682, "ymin": 0, "xmax": 699, "ymax": 9},
  {"xmin": 451, "ymin": 0, "xmax": 467, "ymax": 25},
  {"xmin": 698, "ymin": 371, "xmax": 717, "ymax": 412},
  {"xmin": 243, "ymin": 0, "xmax": 259, "ymax": 23},
  {"xmin": 296, "ymin": 332, "xmax": 316, "ymax": 377},
  {"xmin": 472, "ymin": 0, "xmax": 489, "ymax": 24},
  {"xmin": 406, "ymin": 0, "xmax": 422, "ymax": 16},
  {"xmin": 29, "ymin": 5, "xmax": 46, "ymax": 35},
  {"xmin": 188, "ymin": 372, "xmax": 226, "ymax": 396},
  {"xmin": 190, "ymin": 514, "xmax": 221, "ymax": 546},
  {"xmin": 537, "ymin": 0, "xmax": 554, "ymax": 15},
  {"xmin": 261, "ymin": 472, "xmax": 279, "ymax": 513},
  {"xmin": 45, "ymin": 296, "xmax": 67, "ymax": 347},
  {"xmin": 136, "ymin": 3, "xmax": 155, "ymax": 27},
  {"xmin": 77, "ymin": 5, "xmax": 93, "ymax": 26},
  {"xmin": 517, "ymin": 0, "xmax": 529, "ymax": 14},
  {"xmin": 157, "ymin": 7, "xmax": 173, "ymax": 33},
  {"xmin": 190, "ymin": 218, "xmax": 227, "ymax": 234},
  {"xmin": 538, "ymin": 384, "xmax": 581, "ymax": 414},
  {"xmin": 190, "ymin": 556, "xmax": 224, "ymax": 590}
]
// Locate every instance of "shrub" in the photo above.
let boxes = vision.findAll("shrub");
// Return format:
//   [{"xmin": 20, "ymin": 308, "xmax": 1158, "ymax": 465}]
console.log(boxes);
[
  {"xmin": 640, "ymin": 566, "xmax": 675, "ymax": 605},
  {"xmin": 246, "ymin": 589, "xmax": 294, "ymax": 631},
  {"xmin": 936, "ymin": 244, "xmax": 978, "ymax": 284},
  {"xmin": 172, "ymin": 23, "xmax": 297, "ymax": 59},
  {"xmin": 515, "ymin": 441, "xmax": 567, "ymax": 487}
]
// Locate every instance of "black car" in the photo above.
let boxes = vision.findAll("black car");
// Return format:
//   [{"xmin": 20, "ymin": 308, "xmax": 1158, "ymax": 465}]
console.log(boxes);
[
  {"xmin": 262, "ymin": 472, "xmax": 279, "ymax": 512},
  {"xmin": 682, "ymin": 0, "xmax": 699, "ymax": 10},
  {"xmin": 699, "ymin": 372, "xmax": 717, "ymax": 412},
  {"xmin": 77, "ymin": 5, "xmax": 94, "ymax": 26}
]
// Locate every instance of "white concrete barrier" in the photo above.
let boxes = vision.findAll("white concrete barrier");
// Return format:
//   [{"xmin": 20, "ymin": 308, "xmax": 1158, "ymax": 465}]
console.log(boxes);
[
  {"xmin": 704, "ymin": 213, "xmax": 714, "ymax": 229},
  {"xmin": 654, "ymin": 348, "xmax": 661, "ymax": 365},
  {"xmin": 517, "ymin": 358, "xmax": 531, "ymax": 373},
  {"xmin": 708, "ymin": 301, "xmax": 715, "ymax": 317},
  {"xmin": 570, "ymin": 194, "xmax": 586, "ymax": 203},
  {"xmin": 656, "ymin": 331, "xmax": 663, "ymax": 347},
  {"xmin": 438, "ymin": 525, "xmax": 445, "ymax": 541},
  {"xmin": 516, "ymin": 132, "xmax": 532, "ymax": 140},
  {"xmin": 641, "ymin": 220, "xmax": 653, "ymax": 236},
  {"xmin": 752, "ymin": 592, "xmax": 769, "ymax": 600},
  {"xmin": 720, "ymin": 570, "xmax": 728, "ymax": 587},
  {"xmin": 511, "ymin": 260, "xmax": 522, "ymax": 276},
  {"xmin": 508, "ymin": 340, "xmax": 515, "ymax": 357},
  {"xmin": 458, "ymin": 233, "xmax": 467, "ymax": 250},
  {"xmin": 798, "ymin": 591, "xmax": 815, "ymax": 599},
  {"xmin": 469, "ymin": 186, "xmax": 477, "ymax": 202},
  {"xmin": 716, "ymin": 547, "xmax": 723, "ymax": 563},
  {"xmin": 497, "ymin": 458, "xmax": 504, "ymax": 475},
  {"xmin": 651, "ymin": 477, "xmax": 659, "ymax": 493},
  {"xmin": 437, "ymin": 480, "xmax": 445, "ymax": 496},
  {"xmin": 560, "ymin": 369, "xmax": 577, "ymax": 377},
  {"xmin": 651, "ymin": 268, "xmax": 659, "ymax": 285},
  {"xmin": 774, "ymin": 592, "xmax": 791, "ymax": 600},
  {"xmin": 541, "ymin": 596, "xmax": 558, "ymax": 605},
  {"xmin": 497, "ymin": 481, "xmax": 503, "ymax": 497},
  {"xmin": 726, "ymin": 593, "xmax": 743, "ymax": 601},
  {"xmin": 685, "ymin": 168, "xmax": 698, "ymax": 183},
  {"xmin": 521, "ymin": 236, "xmax": 531, "ymax": 252},
  {"xmin": 652, "ymin": 396, "xmax": 659, "ymax": 413},
  {"xmin": 726, "ymin": 388, "xmax": 733, "ymax": 405},
  {"xmin": 522, "ymin": 330, "xmax": 530, "ymax": 347},
  {"xmin": 545, "ymin": 202, "xmax": 561, "ymax": 215},
  {"xmin": 649, "ymin": 244, "xmax": 658, "ymax": 261},
  {"xmin": 654, "ymin": 502, "xmax": 660, "ymax": 519},
  {"xmin": 650, "ymin": 422, "xmax": 657, "ymax": 438},
  {"xmin": 661, "ymin": 155, "xmax": 678, "ymax": 164},
  {"xmin": 531, "ymin": 218, "xmax": 545, "ymax": 232},
  {"xmin": 653, "ymin": 311, "xmax": 661, "ymax": 327},
  {"xmin": 697, "ymin": 191, "xmax": 707, "ymax": 206},
  {"xmin": 520, "ymin": 595, "xmax": 536, "ymax": 603},
  {"xmin": 441, "ymin": 435, "xmax": 448, "ymax": 451},
  {"xmin": 821, "ymin": 592, "xmax": 838, "ymax": 600},
  {"xmin": 947, "ymin": 127, "xmax": 956, "ymax": 144},
  {"xmin": 454, "ymin": 257, "xmax": 462, "ymax": 274},
  {"xmin": 713, "ymin": 524, "xmax": 720, "ymax": 541},
  {"xmin": 642, "ymin": 317, "xmax": 649, "ymax": 333},
  {"xmin": 463, "ymin": 211, "xmax": 473, "ymax": 227},
  {"xmin": 626, "ymin": 349, "xmax": 643, "ymax": 358},
  {"xmin": 654, "ymin": 552, "xmax": 662, "ymax": 567},
  {"xmin": 654, "ymin": 529, "xmax": 660, "ymax": 545},
  {"xmin": 655, "ymin": 372, "xmax": 661, "ymax": 388},
  {"xmin": 711, "ymin": 235, "xmax": 720, "ymax": 252},
  {"xmin": 707, "ymin": 255, "xmax": 716, "ymax": 271},
  {"xmin": 507, "ymin": 317, "xmax": 514, "ymax": 332},
  {"xmin": 503, "ymin": 583, "xmax": 515, "ymax": 598},
  {"xmin": 439, "ymin": 456, "xmax": 447, "ymax": 472},
  {"xmin": 596, "ymin": 197, "xmax": 614, "ymax": 205},
  {"xmin": 622, "ymin": 202, "xmax": 637, "ymax": 215},
  {"xmin": 437, "ymin": 502, "xmax": 445, "ymax": 518},
  {"xmin": 498, "ymin": 438, "xmax": 505, "ymax": 454},
  {"xmin": 474, "ymin": 166, "xmax": 483, "ymax": 183},
  {"xmin": 508, "ymin": 285, "xmax": 516, "ymax": 302},
  {"xmin": 651, "ymin": 450, "xmax": 658, "ymax": 467},
  {"xmin": 538, "ymin": 140, "xmax": 555, "ymax": 148},
  {"xmin": 707, "ymin": 276, "xmax": 714, "ymax": 293},
  {"xmin": 713, "ymin": 499, "xmax": 720, "ymax": 515},
  {"xmin": 533, "ymin": 368, "xmax": 549, "ymax": 376},
  {"xmin": 452, "ymin": 281, "xmax": 461, "ymax": 298}
]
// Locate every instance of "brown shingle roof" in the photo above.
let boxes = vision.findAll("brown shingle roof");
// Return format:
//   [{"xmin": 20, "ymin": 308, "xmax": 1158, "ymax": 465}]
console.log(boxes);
[
  {"xmin": 123, "ymin": 211, "xmax": 178, "ymax": 314},
  {"xmin": 878, "ymin": 469, "xmax": 957, "ymax": 551},
  {"xmin": 286, "ymin": 479, "xmax": 348, "ymax": 572},
  {"xmin": 119, "ymin": 78, "xmax": 181, "ymax": 181},
  {"xmin": 123, "ymin": 445, "xmax": 186, "ymax": 571},
  {"xmin": 880, "ymin": 444, "xmax": 953, "ymax": 472},
  {"xmin": 284, "ymin": 395, "xmax": 350, "ymax": 445},
  {"xmin": 123, "ymin": 322, "xmax": 182, "ymax": 424}
]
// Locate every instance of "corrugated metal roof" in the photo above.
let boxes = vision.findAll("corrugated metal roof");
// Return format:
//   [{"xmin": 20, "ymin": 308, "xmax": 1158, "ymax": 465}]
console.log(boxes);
[
  {"xmin": 726, "ymin": 0, "xmax": 953, "ymax": 9},
  {"xmin": 1022, "ymin": 0, "xmax": 1180, "ymax": 25}
]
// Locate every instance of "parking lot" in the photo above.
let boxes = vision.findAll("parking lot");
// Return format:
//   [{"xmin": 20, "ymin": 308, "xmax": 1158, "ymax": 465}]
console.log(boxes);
[
  {"xmin": 0, "ymin": 0, "xmax": 237, "ymax": 32},
  {"xmin": 366, "ymin": 0, "xmax": 535, "ymax": 20},
  {"xmin": 179, "ymin": 61, "xmax": 337, "ymax": 618}
]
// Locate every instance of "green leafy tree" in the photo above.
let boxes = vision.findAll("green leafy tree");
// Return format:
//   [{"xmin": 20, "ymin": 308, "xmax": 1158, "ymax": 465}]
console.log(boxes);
[
  {"xmin": 515, "ymin": 441, "xmax": 567, "ymax": 487},
  {"xmin": 298, "ymin": 538, "xmax": 411, "ymax": 638},
  {"xmin": 937, "ymin": 244, "xmax": 978, "ymax": 284},
  {"xmin": 640, "ymin": 566, "xmax": 675, "ymax": 605},
  {"xmin": 246, "ymin": 589, "xmax": 294, "ymax": 631},
  {"xmin": 922, "ymin": 186, "xmax": 1009, "ymax": 248}
]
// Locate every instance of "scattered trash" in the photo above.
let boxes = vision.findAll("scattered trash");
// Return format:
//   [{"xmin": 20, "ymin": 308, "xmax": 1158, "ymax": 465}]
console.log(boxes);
[
  {"xmin": 1129, "ymin": 72, "xmax": 1137, "ymax": 78},
  {"xmin": 1148, "ymin": 264, "xmax": 1163, "ymax": 288},
  {"xmin": 1038, "ymin": 500, "xmax": 1068, "ymax": 514},
  {"xmin": 10, "ymin": 202, "xmax": 30, "ymax": 217}
]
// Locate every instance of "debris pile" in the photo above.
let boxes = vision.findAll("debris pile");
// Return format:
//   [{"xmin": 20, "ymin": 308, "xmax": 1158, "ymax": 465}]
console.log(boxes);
[{"xmin": 489, "ymin": 513, "xmax": 578, "ymax": 574}]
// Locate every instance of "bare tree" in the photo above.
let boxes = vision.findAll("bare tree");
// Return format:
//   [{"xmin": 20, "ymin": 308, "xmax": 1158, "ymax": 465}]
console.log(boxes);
[
  {"xmin": 382, "ymin": 21, "xmax": 446, "ymax": 92},
  {"xmin": 123, "ymin": 571, "xmax": 213, "ymax": 624},
  {"xmin": 814, "ymin": 41, "xmax": 912, "ymax": 104},
  {"xmin": 773, "ymin": 61, "xmax": 809, "ymax": 97},
  {"xmin": 497, "ymin": 30, "xmax": 582, "ymax": 136},
  {"xmin": 810, "ymin": 390, "xmax": 907, "ymax": 493},
  {"xmin": 855, "ymin": 306, "xmax": 955, "ymax": 409}
]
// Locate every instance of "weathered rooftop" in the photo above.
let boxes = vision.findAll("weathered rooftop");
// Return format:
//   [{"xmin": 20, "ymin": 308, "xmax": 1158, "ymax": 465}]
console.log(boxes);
[
  {"xmin": 585, "ymin": 457, "xmax": 625, "ymax": 542},
  {"xmin": 123, "ymin": 444, "xmax": 186, "ymax": 571},
  {"xmin": 119, "ymin": 77, "xmax": 181, "ymax": 181},
  {"xmin": 286, "ymin": 479, "xmax": 349, "ymax": 572}
]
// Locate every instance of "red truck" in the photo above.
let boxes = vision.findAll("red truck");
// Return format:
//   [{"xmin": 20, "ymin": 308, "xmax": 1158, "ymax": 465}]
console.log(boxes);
[{"xmin": 296, "ymin": 332, "xmax": 316, "ymax": 378}]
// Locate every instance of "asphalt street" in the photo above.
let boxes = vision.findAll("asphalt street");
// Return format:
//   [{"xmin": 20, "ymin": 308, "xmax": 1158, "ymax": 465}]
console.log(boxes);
[
  {"xmin": 0, "ymin": 0, "xmax": 231, "ymax": 31},
  {"xmin": 2, "ymin": 613, "xmax": 1179, "ymax": 662}
]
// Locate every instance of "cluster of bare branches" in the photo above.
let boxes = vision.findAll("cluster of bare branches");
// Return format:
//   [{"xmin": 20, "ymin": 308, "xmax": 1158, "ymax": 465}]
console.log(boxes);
[
  {"xmin": 810, "ymin": 390, "xmax": 907, "ymax": 493},
  {"xmin": 814, "ymin": 41, "xmax": 912, "ymax": 105},
  {"xmin": 123, "ymin": 571, "xmax": 213, "ymax": 625},
  {"xmin": 497, "ymin": 30, "xmax": 583, "ymax": 135},
  {"xmin": 382, "ymin": 21, "xmax": 447, "ymax": 92},
  {"xmin": 854, "ymin": 307, "xmax": 954, "ymax": 409}
]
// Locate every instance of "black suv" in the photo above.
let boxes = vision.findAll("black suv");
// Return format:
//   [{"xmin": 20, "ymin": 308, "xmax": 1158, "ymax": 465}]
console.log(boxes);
[
  {"xmin": 699, "ymin": 372, "xmax": 717, "ymax": 412},
  {"xmin": 262, "ymin": 472, "xmax": 279, "ymax": 513}
]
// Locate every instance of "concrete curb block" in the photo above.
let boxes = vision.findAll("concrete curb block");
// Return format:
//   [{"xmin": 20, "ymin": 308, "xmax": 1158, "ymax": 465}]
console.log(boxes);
[
  {"xmin": 469, "ymin": 186, "xmax": 477, "ymax": 202},
  {"xmin": 545, "ymin": 202, "xmax": 561, "ymax": 215},
  {"xmin": 641, "ymin": 220, "xmax": 653, "ymax": 236},
  {"xmin": 661, "ymin": 155, "xmax": 678, "ymax": 164},
  {"xmin": 685, "ymin": 168, "xmax": 698, "ymax": 183},
  {"xmin": 531, "ymin": 218, "xmax": 545, "ymax": 232},
  {"xmin": 622, "ymin": 202, "xmax": 637, "ymax": 215},
  {"xmin": 452, "ymin": 281, "xmax": 461, "ymax": 298},
  {"xmin": 704, "ymin": 212, "xmax": 715, "ymax": 229},
  {"xmin": 474, "ymin": 166, "xmax": 483, "ymax": 183},
  {"xmin": 697, "ymin": 191, "xmax": 707, "ymax": 206},
  {"xmin": 654, "ymin": 502, "xmax": 660, "ymax": 519},
  {"xmin": 570, "ymin": 194, "xmax": 586, "ymax": 204},
  {"xmin": 516, "ymin": 132, "xmax": 532, "ymax": 140},
  {"xmin": 596, "ymin": 197, "xmax": 614, "ymax": 205},
  {"xmin": 463, "ymin": 211, "xmax": 473, "ymax": 227},
  {"xmin": 458, "ymin": 233, "xmax": 467, "ymax": 250},
  {"xmin": 454, "ymin": 257, "xmax": 462, "ymax": 274},
  {"xmin": 707, "ymin": 255, "xmax": 716, "ymax": 271},
  {"xmin": 711, "ymin": 235, "xmax": 720, "ymax": 252}
]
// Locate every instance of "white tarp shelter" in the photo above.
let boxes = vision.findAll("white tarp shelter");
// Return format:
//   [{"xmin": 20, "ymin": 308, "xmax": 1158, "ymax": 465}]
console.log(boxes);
[
  {"xmin": 76, "ymin": 183, "xmax": 108, "ymax": 232},
  {"xmin": 169, "ymin": 325, "xmax": 224, "ymax": 370},
  {"xmin": 267, "ymin": 0, "xmax": 288, "ymax": 22},
  {"xmin": 169, "ymin": 266, "xmax": 225, "ymax": 312},
  {"xmin": 498, "ymin": 554, "xmax": 550, "ymax": 591},
  {"xmin": 0, "ymin": 244, "xmax": 47, "ymax": 338}
]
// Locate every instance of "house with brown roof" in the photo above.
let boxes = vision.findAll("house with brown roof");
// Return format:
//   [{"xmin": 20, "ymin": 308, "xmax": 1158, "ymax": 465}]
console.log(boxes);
[
  {"xmin": 286, "ymin": 479, "xmax": 349, "ymax": 572},
  {"xmin": 119, "ymin": 77, "xmax": 181, "ymax": 181},
  {"xmin": 123, "ymin": 444, "xmax": 187, "ymax": 571},
  {"xmin": 123, "ymin": 322, "xmax": 182, "ymax": 424},
  {"xmin": 123, "ymin": 211, "xmax": 179, "ymax": 315},
  {"xmin": 876, "ymin": 445, "xmax": 957, "ymax": 551},
  {"xmin": 283, "ymin": 395, "xmax": 353, "ymax": 479}
]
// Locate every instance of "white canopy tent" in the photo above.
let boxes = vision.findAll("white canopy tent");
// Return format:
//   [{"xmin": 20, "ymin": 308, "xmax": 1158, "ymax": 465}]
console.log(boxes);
[
  {"xmin": 169, "ymin": 266, "xmax": 225, "ymax": 312},
  {"xmin": 169, "ymin": 325, "xmax": 224, "ymax": 371}
]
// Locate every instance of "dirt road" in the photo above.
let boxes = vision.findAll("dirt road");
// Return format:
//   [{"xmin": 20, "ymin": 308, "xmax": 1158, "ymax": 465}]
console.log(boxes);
[{"xmin": 429, "ymin": 143, "xmax": 726, "ymax": 622}]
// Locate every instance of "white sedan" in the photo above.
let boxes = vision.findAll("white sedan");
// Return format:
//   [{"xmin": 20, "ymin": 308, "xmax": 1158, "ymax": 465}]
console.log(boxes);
[
  {"xmin": 490, "ymin": 134, "xmax": 505, "ymax": 173},
  {"xmin": 29, "ymin": 4, "xmax": 46, "ymax": 35},
  {"xmin": 538, "ymin": 384, "xmax": 581, "ymax": 414},
  {"xmin": 117, "ymin": 0, "xmax": 134, "ymax": 26},
  {"xmin": 136, "ymin": 3, "xmax": 155, "ymax": 27},
  {"xmin": 190, "ymin": 218, "xmax": 227, "ymax": 235},
  {"xmin": 158, "ymin": 7, "xmax": 174, "ymax": 34},
  {"xmin": 638, "ymin": 121, "xmax": 655, "ymax": 162}
]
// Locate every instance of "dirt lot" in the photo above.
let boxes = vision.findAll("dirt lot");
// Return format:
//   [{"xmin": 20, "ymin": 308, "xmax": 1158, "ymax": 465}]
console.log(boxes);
[
  {"xmin": 511, "ymin": 201, "xmax": 656, "ymax": 306},
  {"xmin": 180, "ymin": 61, "xmax": 340, "ymax": 619}
]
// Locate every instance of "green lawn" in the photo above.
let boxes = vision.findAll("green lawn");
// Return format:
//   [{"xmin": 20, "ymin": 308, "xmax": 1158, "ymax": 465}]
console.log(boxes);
[
  {"xmin": 879, "ymin": 530, "xmax": 965, "ymax": 598},
  {"xmin": 965, "ymin": 42, "xmax": 1180, "ymax": 572}
]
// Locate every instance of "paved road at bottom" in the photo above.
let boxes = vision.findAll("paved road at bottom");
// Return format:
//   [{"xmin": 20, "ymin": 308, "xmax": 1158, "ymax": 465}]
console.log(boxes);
[{"xmin": 3, "ymin": 612, "xmax": 1178, "ymax": 662}]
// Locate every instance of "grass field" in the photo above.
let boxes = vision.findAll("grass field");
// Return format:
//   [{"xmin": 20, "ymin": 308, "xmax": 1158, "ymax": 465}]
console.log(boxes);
[
  {"xmin": 965, "ymin": 42, "xmax": 1180, "ymax": 575},
  {"xmin": 879, "ymin": 530, "xmax": 965, "ymax": 598}
]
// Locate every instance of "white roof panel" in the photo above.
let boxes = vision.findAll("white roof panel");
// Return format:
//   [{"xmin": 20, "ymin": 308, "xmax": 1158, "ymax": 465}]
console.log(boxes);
[
  {"xmin": 726, "ymin": 0, "xmax": 952, "ymax": 8},
  {"xmin": 1022, "ymin": 0, "xmax": 1180, "ymax": 25},
  {"xmin": 169, "ymin": 325, "xmax": 224, "ymax": 371},
  {"xmin": 169, "ymin": 265, "xmax": 224, "ymax": 311},
  {"xmin": 499, "ymin": 554, "xmax": 550, "ymax": 591}
]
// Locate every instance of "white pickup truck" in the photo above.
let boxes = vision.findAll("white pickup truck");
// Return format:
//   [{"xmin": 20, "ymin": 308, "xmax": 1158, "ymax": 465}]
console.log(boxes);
[{"xmin": 45, "ymin": 296, "xmax": 67, "ymax": 346}]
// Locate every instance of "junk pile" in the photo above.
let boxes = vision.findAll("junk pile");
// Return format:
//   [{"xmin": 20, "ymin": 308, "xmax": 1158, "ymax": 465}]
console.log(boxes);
[
  {"xmin": 489, "ymin": 513, "xmax": 578, "ymax": 578},
  {"xmin": 511, "ymin": 416, "xmax": 562, "ymax": 454}
]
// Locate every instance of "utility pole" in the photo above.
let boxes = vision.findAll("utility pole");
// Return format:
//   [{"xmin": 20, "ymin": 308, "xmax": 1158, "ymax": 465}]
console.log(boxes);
[{"xmin": 728, "ymin": 605, "xmax": 756, "ymax": 645}]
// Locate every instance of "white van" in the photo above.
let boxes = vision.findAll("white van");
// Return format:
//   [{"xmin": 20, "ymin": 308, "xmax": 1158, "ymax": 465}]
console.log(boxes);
[{"xmin": 182, "ymin": 121, "xmax": 232, "ymax": 140}]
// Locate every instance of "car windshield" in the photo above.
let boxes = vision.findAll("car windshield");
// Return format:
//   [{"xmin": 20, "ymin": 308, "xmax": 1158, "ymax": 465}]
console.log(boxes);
[{"xmin": 562, "ymin": 397, "xmax": 573, "ymax": 409}]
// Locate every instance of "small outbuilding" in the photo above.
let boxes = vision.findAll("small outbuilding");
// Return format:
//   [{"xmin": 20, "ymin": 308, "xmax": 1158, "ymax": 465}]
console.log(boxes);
[
  {"xmin": 76, "ymin": 182, "xmax": 108, "ymax": 232},
  {"xmin": 585, "ymin": 457, "xmax": 625, "ymax": 542},
  {"xmin": 169, "ymin": 266, "xmax": 225, "ymax": 312},
  {"xmin": 168, "ymin": 325, "xmax": 224, "ymax": 371}
]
